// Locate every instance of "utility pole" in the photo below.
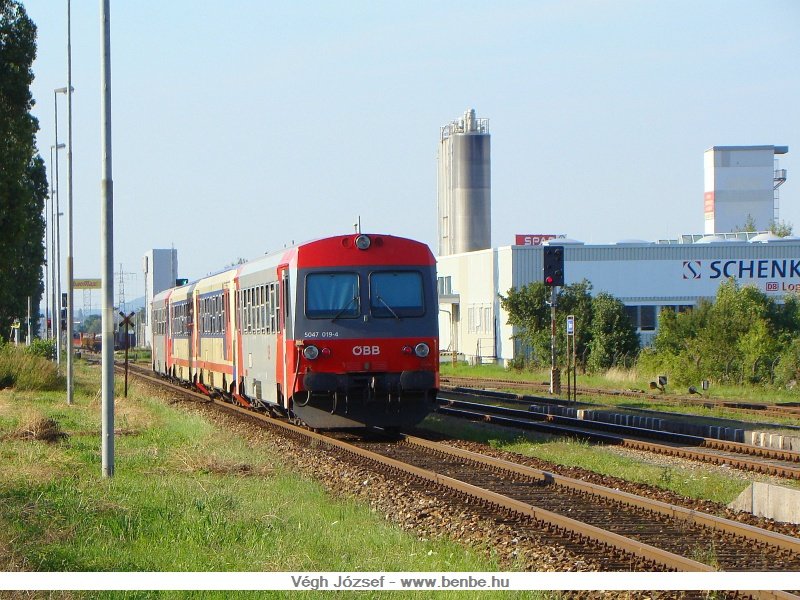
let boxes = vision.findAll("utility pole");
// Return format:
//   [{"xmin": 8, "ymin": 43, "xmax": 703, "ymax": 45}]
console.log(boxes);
[{"xmin": 115, "ymin": 264, "xmax": 136, "ymax": 315}]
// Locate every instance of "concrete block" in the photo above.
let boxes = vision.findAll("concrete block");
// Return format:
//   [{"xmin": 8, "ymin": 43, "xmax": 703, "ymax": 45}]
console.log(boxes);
[
  {"xmin": 734, "ymin": 429, "xmax": 744, "ymax": 443},
  {"xmin": 728, "ymin": 482, "xmax": 800, "ymax": 524},
  {"xmin": 770, "ymin": 435, "xmax": 783, "ymax": 450}
]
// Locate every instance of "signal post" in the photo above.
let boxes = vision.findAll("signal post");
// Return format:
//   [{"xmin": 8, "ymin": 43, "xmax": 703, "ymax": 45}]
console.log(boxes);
[{"xmin": 543, "ymin": 246, "xmax": 564, "ymax": 395}]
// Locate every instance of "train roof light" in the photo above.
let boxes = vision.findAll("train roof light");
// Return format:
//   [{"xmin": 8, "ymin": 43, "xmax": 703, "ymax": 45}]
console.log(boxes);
[{"xmin": 355, "ymin": 234, "xmax": 371, "ymax": 250}]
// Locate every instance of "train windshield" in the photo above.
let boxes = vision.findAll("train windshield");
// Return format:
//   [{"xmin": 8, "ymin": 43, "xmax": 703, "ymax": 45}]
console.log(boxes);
[
  {"xmin": 306, "ymin": 272, "xmax": 360, "ymax": 319},
  {"xmin": 369, "ymin": 271, "xmax": 424, "ymax": 318}
]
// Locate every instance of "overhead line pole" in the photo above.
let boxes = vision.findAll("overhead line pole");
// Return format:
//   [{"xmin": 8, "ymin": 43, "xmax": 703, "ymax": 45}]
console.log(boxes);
[{"xmin": 100, "ymin": 0, "xmax": 115, "ymax": 478}]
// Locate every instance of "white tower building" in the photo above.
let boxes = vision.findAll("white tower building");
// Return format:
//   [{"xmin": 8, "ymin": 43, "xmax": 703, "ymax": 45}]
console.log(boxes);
[
  {"xmin": 704, "ymin": 145, "xmax": 788, "ymax": 234},
  {"xmin": 142, "ymin": 248, "xmax": 178, "ymax": 348}
]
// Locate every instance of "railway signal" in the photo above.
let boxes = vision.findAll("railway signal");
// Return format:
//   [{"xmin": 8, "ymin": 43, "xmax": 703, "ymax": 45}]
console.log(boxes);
[{"xmin": 543, "ymin": 245, "xmax": 564, "ymax": 287}]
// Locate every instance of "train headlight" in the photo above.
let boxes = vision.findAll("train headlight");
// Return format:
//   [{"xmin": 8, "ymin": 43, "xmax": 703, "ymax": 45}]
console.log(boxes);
[
  {"xmin": 303, "ymin": 345, "xmax": 320, "ymax": 360},
  {"xmin": 355, "ymin": 234, "xmax": 371, "ymax": 250},
  {"xmin": 414, "ymin": 343, "xmax": 430, "ymax": 358}
]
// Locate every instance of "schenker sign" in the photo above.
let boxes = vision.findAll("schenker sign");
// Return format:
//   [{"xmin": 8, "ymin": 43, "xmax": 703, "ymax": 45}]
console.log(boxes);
[{"xmin": 682, "ymin": 259, "xmax": 800, "ymax": 280}]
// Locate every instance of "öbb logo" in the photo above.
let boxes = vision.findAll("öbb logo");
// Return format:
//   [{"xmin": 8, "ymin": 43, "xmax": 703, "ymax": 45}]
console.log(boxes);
[{"xmin": 353, "ymin": 345, "xmax": 381, "ymax": 356}]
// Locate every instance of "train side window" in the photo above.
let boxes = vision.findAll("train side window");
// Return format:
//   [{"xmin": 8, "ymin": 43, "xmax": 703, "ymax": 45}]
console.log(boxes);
[
  {"xmin": 270, "ymin": 283, "xmax": 277, "ymax": 333},
  {"xmin": 305, "ymin": 272, "xmax": 360, "ymax": 319},
  {"xmin": 258, "ymin": 286, "xmax": 264, "ymax": 333},
  {"xmin": 259, "ymin": 285, "xmax": 266, "ymax": 333},
  {"xmin": 246, "ymin": 288, "xmax": 252, "ymax": 334},
  {"xmin": 265, "ymin": 285, "xmax": 272, "ymax": 334},
  {"xmin": 369, "ymin": 271, "xmax": 424, "ymax": 318}
]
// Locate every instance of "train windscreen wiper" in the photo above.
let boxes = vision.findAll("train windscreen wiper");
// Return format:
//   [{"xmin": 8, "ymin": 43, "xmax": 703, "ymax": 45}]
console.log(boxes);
[
  {"xmin": 376, "ymin": 295, "xmax": 400, "ymax": 320},
  {"xmin": 331, "ymin": 296, "xmax": 358, "ymax": 322}
]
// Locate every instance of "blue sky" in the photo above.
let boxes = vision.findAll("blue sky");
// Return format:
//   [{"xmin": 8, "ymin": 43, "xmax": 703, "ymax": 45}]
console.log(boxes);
[{"xmin": 22, "ymin": 0, "xmax": 800, "ymax": 307}]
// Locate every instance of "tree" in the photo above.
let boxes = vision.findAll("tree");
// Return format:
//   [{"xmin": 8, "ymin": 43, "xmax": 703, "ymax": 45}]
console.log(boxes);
[
  {"xmin": 80, "ymin": 314, "xmax": 102, "ymax": 335},
  {"xmin": 499, "ymin": 282, "xmax": 550, "ymax": 366},
  {"xmin": 500, "ymin": 279, "xmax": 638, "ymax": 371},
  {"xmin": 0, "ymin": 1, "xmax": 46, "ymax": 340},
  {"xmin": 586, "ymin": 292, "xmax": 639, "ymax": 371},
  {"xmin": 639, "ymin": 279, "xmax": 792, "ymax": 386},
  {"xmin": 733, "ymin": 214, "xmax": 757, "ymax": 233},
  {"xmin": 769, "ymin": 219, "xmax": 793, "ymax": 237}
]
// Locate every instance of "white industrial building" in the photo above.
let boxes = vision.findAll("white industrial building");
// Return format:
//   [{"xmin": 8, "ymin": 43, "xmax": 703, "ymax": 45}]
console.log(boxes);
[
  {"xmin": 437, "ymin": 235, "xmax": 800, "ymax": 364},
  {"xmin": 704, "ymin": 145, "xmax": 788, "ymax": 234},
  {"xmin": 142, "ymin": 249, "xmax": 178, "ymax": 348},
  {"xmin": 436, "ymin": 110, "xmax": 793, "ymax": 365}
]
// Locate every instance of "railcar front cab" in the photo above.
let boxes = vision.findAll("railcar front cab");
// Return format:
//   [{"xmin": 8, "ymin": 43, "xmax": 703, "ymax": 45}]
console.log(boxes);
[{"xmin": 291, "ymin": 234, "xmax": 438, "ymax": 429}]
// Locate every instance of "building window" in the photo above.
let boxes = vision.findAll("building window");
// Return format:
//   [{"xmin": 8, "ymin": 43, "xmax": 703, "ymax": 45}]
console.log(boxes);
[{"xmin": 625, "ymin": 305, "xmax": 656, "ymax": 331}]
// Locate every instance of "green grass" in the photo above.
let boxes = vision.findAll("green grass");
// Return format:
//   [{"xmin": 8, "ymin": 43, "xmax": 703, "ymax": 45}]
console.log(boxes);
[
  {"xmin": 0, "ymin": 362, "xmax": 546, "ymax": 597},
  {"xmin": 419, "ymin": 414, "xmax": 794, "ymax": 504}
]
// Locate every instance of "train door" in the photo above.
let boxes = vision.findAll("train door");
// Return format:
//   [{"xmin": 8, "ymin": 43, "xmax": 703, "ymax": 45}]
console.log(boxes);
[
  {"xmin": 188, "ymin": 296, "xmax": 196, "ymax": 384},
  {"xmin": 222, "ymin": 288, "xmax": 231, "ymax": 363},
  {"xmin": 276, "ymin": 266, "xmax": 293, "ymax": 409},
  {"xmin": 262, "ymin": 280, "xmax": 278, "ymax": 403}
]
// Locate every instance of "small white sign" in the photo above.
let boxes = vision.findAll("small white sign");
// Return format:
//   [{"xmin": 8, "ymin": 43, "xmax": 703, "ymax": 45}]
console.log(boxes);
[{"xmin": 566, "ymin": 315, "xmax": 575, "ymax": 335}]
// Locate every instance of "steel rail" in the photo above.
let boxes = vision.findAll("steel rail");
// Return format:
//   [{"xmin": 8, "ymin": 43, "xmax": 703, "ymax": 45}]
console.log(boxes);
[
  {"xmin": 439, "ymin": 395, "xmax": 800, "ymax": 464},
  {"xmin": 441, "ymin": 376, "xmax": 800, "ymax": 420},
  {"xmin": 405, "ymin": 435, "xmax": 800, "ymax": 555},
  {"xmin": 437, "ymin": 402, "xmax": 800, "ymax": 480}
]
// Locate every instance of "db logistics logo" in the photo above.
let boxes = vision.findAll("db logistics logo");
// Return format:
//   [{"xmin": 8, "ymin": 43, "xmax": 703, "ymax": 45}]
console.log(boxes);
[{"xmin": 683, "ymin": 261, "xmax": 701, "ymax": 279}]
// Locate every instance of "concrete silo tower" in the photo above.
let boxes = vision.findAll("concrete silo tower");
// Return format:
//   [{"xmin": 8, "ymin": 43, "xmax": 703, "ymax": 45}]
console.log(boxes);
[{"xmin": 437, "ymin": 109, "xmax": 491, "ymax": 256}]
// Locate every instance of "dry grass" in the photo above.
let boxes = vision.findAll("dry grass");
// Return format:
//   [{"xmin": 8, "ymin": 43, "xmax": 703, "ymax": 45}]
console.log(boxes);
[
  {"xmin": 10, "ymin": 417, "xmax": 68, "ymax": 443},
  {"xmin": 603, "ymin": 366, "xmax": 641, "ymax": 383},
  {"xmin": 171, "ymin": 448, "xmax": 275, "ymax": 477}
]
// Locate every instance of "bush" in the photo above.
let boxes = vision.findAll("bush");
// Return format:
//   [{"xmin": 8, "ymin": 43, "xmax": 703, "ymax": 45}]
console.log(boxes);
[
  {"xmin": 26, "ymin": 338, "xmax": 56, "ymax": 360},
  {"xmin": 0, "ymin": 343, "xmax": 62, "ymax": 391}
]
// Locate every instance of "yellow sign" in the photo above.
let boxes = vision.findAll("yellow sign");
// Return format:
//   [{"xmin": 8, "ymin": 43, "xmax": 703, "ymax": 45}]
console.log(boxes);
[{"xmin": 73, "ymin": 279, "xmax": 101, "ymax": 289}]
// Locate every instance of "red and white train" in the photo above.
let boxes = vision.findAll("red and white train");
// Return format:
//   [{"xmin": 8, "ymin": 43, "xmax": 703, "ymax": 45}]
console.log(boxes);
[{"xmin": 151, "ymin": 233, "xmax": 439, "ymax": 429}]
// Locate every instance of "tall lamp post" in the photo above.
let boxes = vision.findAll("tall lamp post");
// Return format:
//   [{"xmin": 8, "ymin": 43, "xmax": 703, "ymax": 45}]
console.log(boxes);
[
  {"xmin": 55, "ymin": 86, "xmax": 72, "ymax": 393},
  {"xmin": 65, "ymin": 0, "xmax": 75, "ymax": 405},
  {"xmin": 45, "ymin": 148, "xmax": 53, "ymax": 339},
  {"xmin": 50, "ymin": 138, "xmax": 66, "ymax": 365}
]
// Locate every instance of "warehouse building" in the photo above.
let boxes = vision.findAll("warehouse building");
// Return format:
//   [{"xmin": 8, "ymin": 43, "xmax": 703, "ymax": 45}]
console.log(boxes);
[{"xmin": 436, "ymin": 110, "xmax": 793, "ymax": 364}]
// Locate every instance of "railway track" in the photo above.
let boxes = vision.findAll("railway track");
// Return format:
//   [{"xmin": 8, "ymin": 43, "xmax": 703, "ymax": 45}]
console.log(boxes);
[
  {"xmin": 441, "ymin": 376, "xmax": 800, "ymax": 422},
  {"xmin": 436, "ymin": 396, "xmax": 800, "ymax": 480},
  {"xmin": 122, "ymin": 364, "xmax": 800, "ymax": 597}
]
